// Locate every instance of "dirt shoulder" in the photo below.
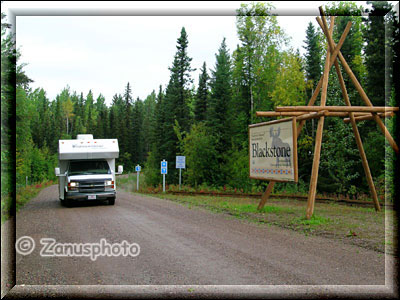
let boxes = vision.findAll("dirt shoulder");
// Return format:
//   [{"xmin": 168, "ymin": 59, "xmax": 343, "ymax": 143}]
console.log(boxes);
[
  {"xmin": 133, "ymin": 191, "xmax": 397, "ymax": 255},
  {"xmin": 14, "ymin": 186, "xmax": 390, "ymax": 287}
]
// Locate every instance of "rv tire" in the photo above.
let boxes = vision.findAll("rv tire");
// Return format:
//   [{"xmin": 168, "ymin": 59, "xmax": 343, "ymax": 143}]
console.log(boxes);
[{"xmin": 60, "ymin": 198, "xmax": 70, "ymax": 207}]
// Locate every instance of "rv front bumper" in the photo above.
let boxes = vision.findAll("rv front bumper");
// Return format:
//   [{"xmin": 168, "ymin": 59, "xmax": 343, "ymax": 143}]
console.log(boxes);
[{"xmin": 65, "ymin": 191, "xmax": 115, "ymax": 201}]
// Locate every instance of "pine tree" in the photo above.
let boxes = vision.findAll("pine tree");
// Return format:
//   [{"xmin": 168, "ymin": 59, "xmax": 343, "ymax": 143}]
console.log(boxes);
[
  {"xmin": 84, "ymin": 90, "xmax": 97, "ymax": 135},
  {"xmin": 124, "ymin": 82, "xmax": 133, "ymax": 106},
  {"xmin": 162, "ymin": 27, "xmax": 195, "ymax": 181},
  {"xmin": 123, "ymin": 82, "xmax": 134, "ymax": 163},
  {"xmin": 109, "ymin": 94, "xmax": 124, "ymax": 148},
  {"xmin": 303, "ymin": 22, "xmax": 322, "ymax": 90},
  {"xmin": 194, "ymin": 62, "xmax": 209, "ymax": 122},
  {"xmin": 30, "ymin": 88, "xmax": 51, "ymax": 148},
  {"xmin": 363, "ymin": 1, "xmax": 393, "ymax": 106},
  {"xmin": 208, "ymin": 38, "xmax": 232, "ymax": 152},
  {"xmin": 153, "ymin": 86, "xmax": 166, "ymax": 162},
  {"xmin": 142, "ymin": 90, "xmax": 157, "ymax": 158},
  {"xmin": 132, "ymin": 98, "xmax": 144, "ymax": 163},
  {"xmin": 93, "ymin": 94, "xmax": 108, "ymax": 138}
]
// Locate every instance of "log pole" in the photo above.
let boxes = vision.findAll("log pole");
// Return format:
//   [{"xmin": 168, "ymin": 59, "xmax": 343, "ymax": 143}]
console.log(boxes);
[
  {"xmin": 276, "ymin": 106, "xmax": 399, "ymax": 113},
  {"xmin": 333, "ymin": 61, "xmax": 381, "ymax": 211},
  {"xmin": 317, "ymin": 7, "xmax": 399, "ymax": 154},
  {"xmin": 257, "ymin": 181, "xmax": 276, "ymax": 210},
  {"xmin": 306, "ymin": 16, "xmax": 335, "ymax": 220},
  {"xmin": 343, "ymin": 112, "xmax": 394, "ymax": 123},
  {"xmin": 297, "ymin": 20, "xmax": 352, "ymax": 137}
]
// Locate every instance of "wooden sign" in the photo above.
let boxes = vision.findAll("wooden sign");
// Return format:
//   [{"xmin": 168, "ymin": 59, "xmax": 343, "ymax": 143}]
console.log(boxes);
[
  {"xmin": 252, "ymin": 8, "xmax": 399, "ymax": 218},
  {"xmin": 249, "ymin": 118, "xmax": 298, "ymax": 182}
]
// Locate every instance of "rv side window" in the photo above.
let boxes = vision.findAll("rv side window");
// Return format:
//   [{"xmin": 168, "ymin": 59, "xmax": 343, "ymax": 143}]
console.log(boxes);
[{"xmin": 68, "ymin": 160, "xmax": 111, "ymax": 175}]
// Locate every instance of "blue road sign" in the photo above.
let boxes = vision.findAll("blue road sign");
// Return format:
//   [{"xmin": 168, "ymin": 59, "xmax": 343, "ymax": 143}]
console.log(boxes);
[
  {"xmin": 161, "ymin": 160, "xmax": 168, "ymax": 174},
  {"xmin": 135, "ymin": 165, "xmax": 141, "ymax": 172}
]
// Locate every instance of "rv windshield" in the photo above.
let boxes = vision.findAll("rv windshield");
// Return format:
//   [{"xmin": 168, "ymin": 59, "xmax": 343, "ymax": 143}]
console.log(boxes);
[{"xmin": 68, "ymin": 160, "xmax": 111, "ymax": 175}]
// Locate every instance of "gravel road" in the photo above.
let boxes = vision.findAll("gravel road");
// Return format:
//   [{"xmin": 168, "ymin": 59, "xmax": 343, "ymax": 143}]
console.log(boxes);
[{"xmin": 3, "ymin": 184, "xmax": 397, "ymax": 295}]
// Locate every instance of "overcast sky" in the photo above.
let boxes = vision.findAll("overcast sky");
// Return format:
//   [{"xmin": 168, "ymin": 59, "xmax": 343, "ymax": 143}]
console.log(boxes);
[{"xmin": 2, "ymin": 1, "xmax": 392, "ymax": 105}]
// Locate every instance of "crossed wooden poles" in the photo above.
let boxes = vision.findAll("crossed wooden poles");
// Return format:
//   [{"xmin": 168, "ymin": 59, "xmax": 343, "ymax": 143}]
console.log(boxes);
[{"xmin": 256, "ymin": 7, "xmax": 399, "ymax": 219}]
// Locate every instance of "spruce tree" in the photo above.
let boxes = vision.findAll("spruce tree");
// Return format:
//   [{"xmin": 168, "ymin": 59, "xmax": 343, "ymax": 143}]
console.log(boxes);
[
  {"xmin": 131, "ymin": 97, "xmax": 144, "ymax": 164},
  {"xmin": 94, "ymin": 94, "xmax": 108, "ymax": 139},
  {"xmin": 163, "ymin": 27, "xmax": 195, "ymax": 180},
  {"xmin": 142, "ymin": 90, "xmax": 157, "ymax": 158},
  {"xmin": 208, "ymin": 38, "xmax": 232, "ymax": 152},
  {"xmin": 123, "ymin": 82, "xmax": 134, "ymax": 164},
  {"xmin": 363, "ymin": 1, "xmax": 393, "ymax": 106},
  {"xmin": 303, "ymin": 22, "xmax": 322, "ymax": 90},
  {"xmin": 194, "ymin": 62, "xmax": 209, "ymax": 122},
  {"xmin": 207, "ymin": 38, "xmax": 233, "ymax": 185}
]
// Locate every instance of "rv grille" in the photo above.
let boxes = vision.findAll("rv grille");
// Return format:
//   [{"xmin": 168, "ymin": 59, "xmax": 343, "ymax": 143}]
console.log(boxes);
[{"xmin": 78, "ymin": 180, "xmax": 105, "ymax": 193}]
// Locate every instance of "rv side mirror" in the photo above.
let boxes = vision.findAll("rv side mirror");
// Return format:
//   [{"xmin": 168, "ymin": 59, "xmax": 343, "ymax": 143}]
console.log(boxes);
[
  {"xmin": 117, "ymin": 165, "xmax": 123, "ymax": 174},
  {"xmin": 55, "ymin": 167, "xmax": 66, "ymax": 177}
]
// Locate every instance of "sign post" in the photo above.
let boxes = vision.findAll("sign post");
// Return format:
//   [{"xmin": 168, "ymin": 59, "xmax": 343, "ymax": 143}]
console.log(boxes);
[
  {"xmin": 161, "ymin": 160, "xmax": 168, "ymax": 192},
  {"xmin": 175, "ymin": 156, "xmax": 186, "ymax": 190},
  {"xmin": 135, "ymin": 165, "xmax": 141, "ymax": 191}
]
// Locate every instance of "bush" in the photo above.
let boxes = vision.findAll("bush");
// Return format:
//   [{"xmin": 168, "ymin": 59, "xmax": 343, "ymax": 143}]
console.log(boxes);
[
  {"xmin": 183, "ymin": 123, "xmax": 218, "ymax": 187},
  {"xmin": 222, "ymin": 147, "xmax": 254, "ymax": 193},
  {"xmin": 143, "ymin": 151, "xmax": 161, "ymax": 187}
]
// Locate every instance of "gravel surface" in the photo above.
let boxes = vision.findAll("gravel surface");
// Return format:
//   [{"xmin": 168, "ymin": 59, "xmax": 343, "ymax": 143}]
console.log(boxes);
[{"xmin": 3, "ymin": 185, "xmax": 396, "ymax": 296}]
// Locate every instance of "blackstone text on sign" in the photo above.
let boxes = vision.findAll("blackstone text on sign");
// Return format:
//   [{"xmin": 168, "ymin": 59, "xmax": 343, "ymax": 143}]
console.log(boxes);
[{"xmin": 249, "ymin": 119, "xmax": 298, "ymax": 182}]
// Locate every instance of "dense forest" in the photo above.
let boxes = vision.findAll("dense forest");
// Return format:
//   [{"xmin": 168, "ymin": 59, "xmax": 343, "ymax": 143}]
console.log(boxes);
[{"xmin": 1, "ymin": 2, "xmax": 399, "ymax": 201}]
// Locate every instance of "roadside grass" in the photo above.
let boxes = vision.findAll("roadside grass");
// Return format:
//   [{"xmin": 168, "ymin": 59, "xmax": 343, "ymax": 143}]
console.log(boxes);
[
  {"xmin": 129, "ymin": 191, "xmax": 395, "ymax": 254},
  {"xmin": 1, "ymin": 181, "xmax": 54, "ymax": 224},
  {"xmin": 118, "ymin": 173, "xmax": 138, "ymax": 192},
  {"xmin": 118, "ymin": 173, "xmax": 395, "ymax": 254}
]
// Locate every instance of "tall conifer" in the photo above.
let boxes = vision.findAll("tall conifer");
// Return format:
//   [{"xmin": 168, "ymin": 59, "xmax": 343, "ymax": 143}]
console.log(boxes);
[
  {"xmin": 163, "ymin": 27, "xmax": 195, "ymax": 179},
  {"xmin": 194, "ymin": 62, "xmax": 209, "ymax": 122}
]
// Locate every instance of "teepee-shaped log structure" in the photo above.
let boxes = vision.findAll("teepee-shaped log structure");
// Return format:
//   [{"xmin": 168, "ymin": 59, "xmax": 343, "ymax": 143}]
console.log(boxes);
[{"xmin": 255, "ymin": 7, "xmax": 398, "ymax": 219}]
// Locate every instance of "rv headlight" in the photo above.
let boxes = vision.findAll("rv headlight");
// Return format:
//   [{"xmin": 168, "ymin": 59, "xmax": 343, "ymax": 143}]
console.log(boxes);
[
  {"xmin": 68, "ymin": 181, "xmax": 79, "ymax": 191},
  {"xmin": 105, "ymin": 180, "xmax": 114, "ymax": 189}
]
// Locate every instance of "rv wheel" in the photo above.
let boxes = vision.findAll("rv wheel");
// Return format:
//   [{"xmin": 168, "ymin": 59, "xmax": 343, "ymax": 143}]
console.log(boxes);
[
  {"xmin": 60, "ymin": 199, "xmax": 70, "ymax": 207},
  {"xmin": 108, "ymin": 197, "xmax": 115, "ymax": 205}
]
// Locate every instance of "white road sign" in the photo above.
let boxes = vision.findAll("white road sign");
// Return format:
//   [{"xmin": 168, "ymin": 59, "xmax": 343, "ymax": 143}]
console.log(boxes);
[{"xmin": 176, "ymin": 156, "xmax": 186, "ymax": 169}]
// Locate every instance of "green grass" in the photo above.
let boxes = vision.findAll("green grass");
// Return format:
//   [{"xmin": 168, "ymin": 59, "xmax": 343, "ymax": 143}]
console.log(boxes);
[
  {"xmin": 127, "ymin": 191, "xmax": 393, "ymax": 254},
  {"xmin": 291, "ymin": 215, "xmax": 332, "ymax": 226},
  {"xmin": 118, "ymin": 174, "xmax": 395, "ymax": 254},
  {"xmin": 218, "ymin": 201, "xmax": 295, "ymax": 215}
]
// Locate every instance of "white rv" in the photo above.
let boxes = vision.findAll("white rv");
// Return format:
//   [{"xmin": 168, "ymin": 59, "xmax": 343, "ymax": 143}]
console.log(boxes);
[{"xmin": 55, "ymin": 134, "xmax": 123, "ymax": 205}]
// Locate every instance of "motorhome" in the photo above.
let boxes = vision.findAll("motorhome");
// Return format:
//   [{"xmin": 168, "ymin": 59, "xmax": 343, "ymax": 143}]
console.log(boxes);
[{"xmin": 55, "ymin": 134, "xmax": 123, "ymax": 205}]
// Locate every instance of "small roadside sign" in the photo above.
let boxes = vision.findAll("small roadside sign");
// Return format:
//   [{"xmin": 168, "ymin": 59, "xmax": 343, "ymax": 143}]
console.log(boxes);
[
  {"xmin": 135, "ymin": 165, "xmax": 141, "ymax": 191},
  {"xmin": 161, "ymin": 160, "xmax": 167, "ymax": 192},
  {"xmin": 176, "ymin": 156, "xmax": 186, "ymax": 169},
  {"xmin": 161, "ymin": 160, "xmax": 168, "ymax": 175}
]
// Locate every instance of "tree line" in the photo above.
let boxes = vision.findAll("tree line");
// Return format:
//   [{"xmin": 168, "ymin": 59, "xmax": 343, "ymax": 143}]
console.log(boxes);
[{"xmin": 2, "ymin": 1, "xmax": 398, "ymax": 199}]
